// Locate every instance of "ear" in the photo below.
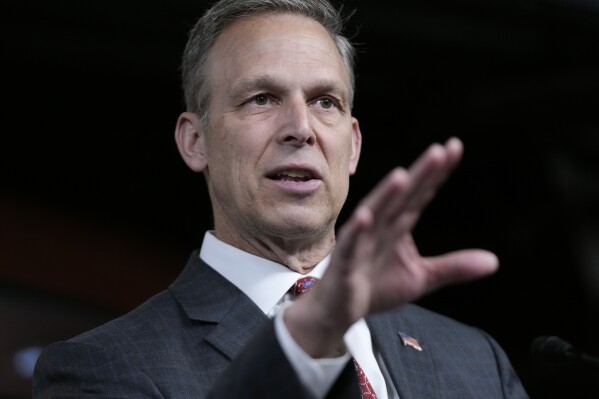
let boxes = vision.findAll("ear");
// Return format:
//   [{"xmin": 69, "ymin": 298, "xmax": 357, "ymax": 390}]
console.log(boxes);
[
  {"xmin": 174, "ymin": 112, "xmax": 208, "ymax": 172},
  {"xmin": 349, "ymin": 117, "xmax": 362, "ymax": 175}
]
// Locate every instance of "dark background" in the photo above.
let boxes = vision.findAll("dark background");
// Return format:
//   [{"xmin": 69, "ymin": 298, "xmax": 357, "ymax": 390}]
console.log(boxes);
[{"xmin": 2, "ymin": 0, "xmax": 599, "ymax": 397}]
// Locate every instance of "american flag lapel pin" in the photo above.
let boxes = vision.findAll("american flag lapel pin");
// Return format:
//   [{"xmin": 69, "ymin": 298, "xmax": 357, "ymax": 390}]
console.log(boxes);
[{"xmin": 398, "ymin": 331, "xmax": 423, "ymax": 351}]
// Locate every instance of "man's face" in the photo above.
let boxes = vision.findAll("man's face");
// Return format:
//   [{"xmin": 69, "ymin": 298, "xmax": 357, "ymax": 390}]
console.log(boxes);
[{"xmin": 202, "ymin": 12, "xmax": 361, "ymax": 247}]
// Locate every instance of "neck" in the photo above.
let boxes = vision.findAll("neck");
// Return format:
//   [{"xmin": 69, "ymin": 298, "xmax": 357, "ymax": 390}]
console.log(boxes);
[{"xmin": 214, "ymin": 228, "xmax": 335, "ymax": 274}]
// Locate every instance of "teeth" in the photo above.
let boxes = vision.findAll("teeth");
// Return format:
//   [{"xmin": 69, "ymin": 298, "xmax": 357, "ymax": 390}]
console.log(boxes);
[{"xmin": 276, "ymin": 169, "xmax": 311, "ymax": 179}]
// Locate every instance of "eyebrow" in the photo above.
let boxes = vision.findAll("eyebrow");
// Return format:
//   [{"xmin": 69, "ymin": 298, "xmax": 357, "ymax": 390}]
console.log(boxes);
[
  {"xmin": 229, "ymin": 75, "xmax": 273, "ymax": 100},
  {"xmin": 229, "ymin": 74, "xmax": 349, "ymax": 105}
]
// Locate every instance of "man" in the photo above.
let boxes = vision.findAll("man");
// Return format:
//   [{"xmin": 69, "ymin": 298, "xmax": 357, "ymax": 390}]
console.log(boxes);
[{"xmin": 33, "ymin": 0, "xmax": 529, "ymax": 398}]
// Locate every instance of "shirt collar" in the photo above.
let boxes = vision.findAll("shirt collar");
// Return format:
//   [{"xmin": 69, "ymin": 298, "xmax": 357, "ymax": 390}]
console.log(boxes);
[{"xmin": 199, "ymin": 231, "xmax": 329, "ymax": 315}]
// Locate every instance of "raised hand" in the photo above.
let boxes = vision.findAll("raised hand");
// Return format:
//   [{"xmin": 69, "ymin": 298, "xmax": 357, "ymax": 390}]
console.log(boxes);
[{"xmin": 285, "ymin": 137, "xmax": 499, "ymax": 357}]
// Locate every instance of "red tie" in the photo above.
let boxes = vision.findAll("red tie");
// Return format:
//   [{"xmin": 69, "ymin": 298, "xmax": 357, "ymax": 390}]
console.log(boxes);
[{"xmin": 293, "ymin": 276, "xmax": 378, "ymax": 399}]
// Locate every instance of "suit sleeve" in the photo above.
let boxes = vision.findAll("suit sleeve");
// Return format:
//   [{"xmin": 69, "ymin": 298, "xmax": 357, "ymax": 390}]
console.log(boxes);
[
  {"xmin": 33, "ymin": 341, "xmax": 163, "ymax": 399},
  {"xmin": 477, "ymin": 329, "xmax": 530, "ymax": 399},
  {"xmin": 206, "ymin": 320, "xmax": 361, "ymax": 399}
]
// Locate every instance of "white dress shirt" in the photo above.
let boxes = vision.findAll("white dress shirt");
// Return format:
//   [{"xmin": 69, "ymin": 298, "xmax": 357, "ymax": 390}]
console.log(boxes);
[{"xmin": 200, "ymin": 231, "xmax": 399, "ymax": 399}]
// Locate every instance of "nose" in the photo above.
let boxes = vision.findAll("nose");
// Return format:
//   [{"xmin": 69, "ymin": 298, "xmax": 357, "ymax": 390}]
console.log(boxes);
[{"xmin": 277, "ymin": 99, "xmax": 315, "ymax": 147}]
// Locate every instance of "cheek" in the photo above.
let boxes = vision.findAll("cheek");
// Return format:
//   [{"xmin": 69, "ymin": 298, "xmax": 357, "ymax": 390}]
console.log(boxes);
[
  {"xmin": 216, "ymin": 151, "xmax": 252, "ymax": 196},
  {"xmin": 324, "ymin": 149, "xmax": 351, "ymax": 201},
  {"xmin": 207, "ymin": 124, "xmax": 265, "ymax": 191},
  {"xmin": 325, "ymin": 136, "xmax": 354, "ymax": 198},
  {"xmin": 207, "ymin": 120, "xmax": 246, "ymax": 166},
  {"xmin": 328, "ymin": 137, "xmax": 354, "ymax": 172}
]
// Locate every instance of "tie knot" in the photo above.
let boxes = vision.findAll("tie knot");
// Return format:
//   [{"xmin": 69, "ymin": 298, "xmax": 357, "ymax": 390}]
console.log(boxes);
[{"xmin": 292, "ymin": 276, "xmax": 318, "ymax": 297}]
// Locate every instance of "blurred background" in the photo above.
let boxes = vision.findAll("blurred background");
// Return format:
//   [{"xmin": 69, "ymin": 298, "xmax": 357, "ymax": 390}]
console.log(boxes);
[{"xmin": 1, "ymin": 0, "xmax": 598, "ymax": 397}]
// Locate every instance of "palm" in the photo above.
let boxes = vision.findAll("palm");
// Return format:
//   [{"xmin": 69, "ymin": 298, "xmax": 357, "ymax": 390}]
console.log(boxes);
[
  {"xmin": 286, "ymin": 138, "xmax": 498, "ymax": 358},
  {"xmin": 322, "ymin": 137, "xmax": 498, "ymax": 325}
]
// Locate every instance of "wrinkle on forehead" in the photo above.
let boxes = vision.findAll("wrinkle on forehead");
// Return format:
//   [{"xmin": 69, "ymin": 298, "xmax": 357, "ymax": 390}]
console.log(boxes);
[
  {"xmin": 229, "ymin": 73, "xmax": 350, "ymax": 110},
  {"xmin": 206, "ymin": 13, "xmax": 350, "ymax": 100}
]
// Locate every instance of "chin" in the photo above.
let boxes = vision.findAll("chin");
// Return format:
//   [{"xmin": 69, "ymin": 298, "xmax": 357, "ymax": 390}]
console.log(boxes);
[{"xmin": 263, "ymin": 214, "xmax": 334, "ymax": 240}]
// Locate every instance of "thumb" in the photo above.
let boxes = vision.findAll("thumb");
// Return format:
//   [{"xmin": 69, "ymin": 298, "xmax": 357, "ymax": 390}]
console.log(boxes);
[{"xmin": 427, "ymin": 249, "xmax": 499, "ymax": 290}]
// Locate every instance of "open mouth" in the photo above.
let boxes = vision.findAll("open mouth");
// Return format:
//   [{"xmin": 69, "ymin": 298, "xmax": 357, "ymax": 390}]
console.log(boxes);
[
  {"xmin": 266, "ymin": 165, "xmax": 322, "ymax": 183},
  {"xmin": 270, "ymin": 169, "xmax": 314, "ymax": 182}
]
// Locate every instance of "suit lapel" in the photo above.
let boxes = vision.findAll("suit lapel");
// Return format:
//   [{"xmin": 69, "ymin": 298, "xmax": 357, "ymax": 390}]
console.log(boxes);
[
  {"xmin": 203, "ymin": 296, "xmax": 268, "ymax": 359},
  {"xmin": 367, "ymin": 308, "xmax": 441, "ymax": 399},
  {"xmin": 168, "ymin": 251, "xmax": 444, "ymax": 397},
  {"xmin": 169, "ymin": 251, "xmax": 269, "ymax": 360}
]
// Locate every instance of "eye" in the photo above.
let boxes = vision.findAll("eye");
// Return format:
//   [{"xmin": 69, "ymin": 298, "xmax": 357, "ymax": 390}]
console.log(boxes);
[
  {"xmin": 253, "ymin": 94, "xmax": 269, "ymax": 106},
  {"xmin": 315, "ymin": 97, "xmax": 337, "ymax": 110}
]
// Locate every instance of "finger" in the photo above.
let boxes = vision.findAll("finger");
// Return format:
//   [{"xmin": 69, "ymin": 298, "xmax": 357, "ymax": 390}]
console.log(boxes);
[
  {"xmin": 424, "ymin": 249, "xmax": 499, "ymax": 291},
  {"xmin": 357, "ymin": 137, "xmax": 462, "ymax": 228},
  {"xmin": 358, "ymin": 144, "xmax": 441, "ymax": 230},
  {"xmin": 444, "ymin": 137, "xmax": 464, "ymax": 168},
  {"xmin": 334, "ymin": 204, "xmax": 373, "ymax": 261},
  {"xmin": 378, "ymin": 139, "xmax": 462, "ymax": 232},
  {"xmin": 387, "ymin": 138, "xmax": 464, "ymax": 235},
  {"xmin": 401, "ymin": 137, "xmax": 463, "ymax": 213},
  {"xmin": 359, "ymin": 166, "xmax": 409, "ymax": 215}
]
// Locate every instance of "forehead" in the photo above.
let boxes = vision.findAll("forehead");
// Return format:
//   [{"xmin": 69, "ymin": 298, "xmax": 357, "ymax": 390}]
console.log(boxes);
[{"xmin": 205, "ymin": 12, "xmax": 350, "ymax": 96}]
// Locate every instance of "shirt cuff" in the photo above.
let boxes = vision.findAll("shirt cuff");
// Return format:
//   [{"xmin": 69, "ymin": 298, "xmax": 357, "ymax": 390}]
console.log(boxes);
[{"xmin": 274, "ymin": 303, "xmax": 351, "ymax": 399}]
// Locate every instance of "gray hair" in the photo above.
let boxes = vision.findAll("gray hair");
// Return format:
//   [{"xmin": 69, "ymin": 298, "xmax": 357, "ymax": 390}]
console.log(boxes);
[{"xmin": 180, "ymin": 0, "xmax": 357, "ymax": 121}]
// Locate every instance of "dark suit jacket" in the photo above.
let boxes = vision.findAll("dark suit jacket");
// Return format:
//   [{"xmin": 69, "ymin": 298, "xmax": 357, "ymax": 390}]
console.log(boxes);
[{"xmin": 33, "ymin": 250, "xmax": 529, "ymax": 398}]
